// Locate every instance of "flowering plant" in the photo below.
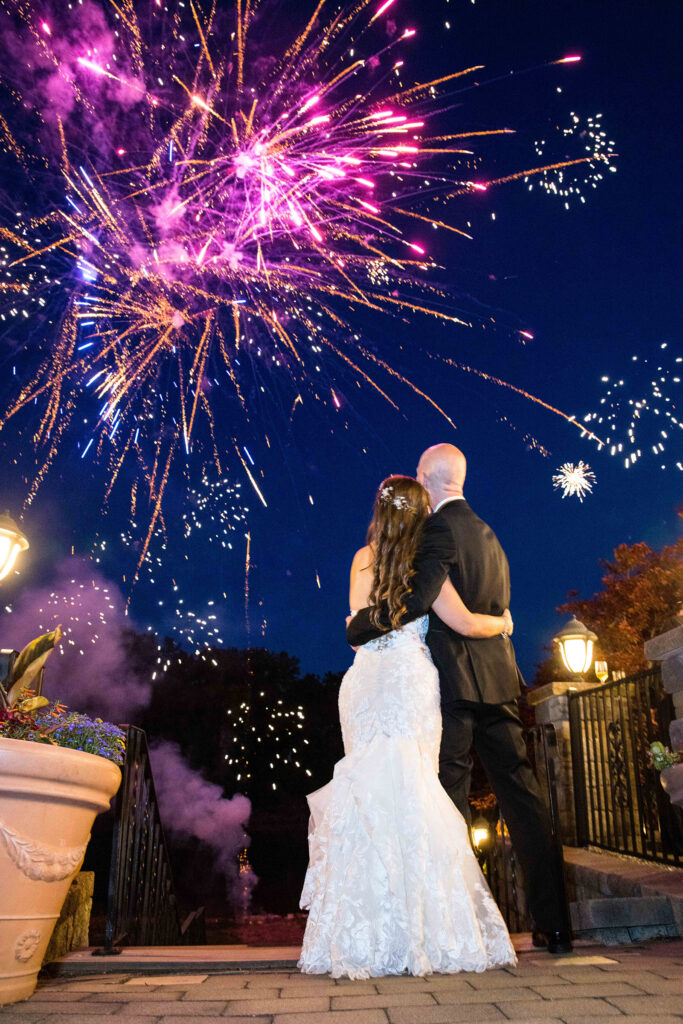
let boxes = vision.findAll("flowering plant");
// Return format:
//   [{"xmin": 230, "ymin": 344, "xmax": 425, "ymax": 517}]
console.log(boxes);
[
  {"xmin": 648, "ymin": 741, "xmax": 682, "ymax": 772},
  {"xmin": 48, "ymin": 712, "xmax": 126, "ymax": 764},
  {"xmin": 0, "ymin": 628, "xmax": 126, "ymax": 765},
  {"xmin": 0, "ymin": 696, "xmax": 56, "ymax": 742}
]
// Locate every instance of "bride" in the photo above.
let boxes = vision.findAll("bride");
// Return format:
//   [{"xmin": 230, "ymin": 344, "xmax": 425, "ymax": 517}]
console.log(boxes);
[{"xmin": 299, "ymin": 475, "xmax": 517, "ymax": 978}]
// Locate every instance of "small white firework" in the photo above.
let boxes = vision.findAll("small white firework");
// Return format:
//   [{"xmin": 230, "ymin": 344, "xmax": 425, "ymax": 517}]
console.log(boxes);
[
  {"xmin": 552, "ymin": 461, "xmax": 597, "ymax": 501},
  {"xmin": 367, "ymin": 258, "xmax": 391, "ymax": 287},
  {"xmin": 529, "ymin": 112, "xmax": 617, "ymax": 210}
]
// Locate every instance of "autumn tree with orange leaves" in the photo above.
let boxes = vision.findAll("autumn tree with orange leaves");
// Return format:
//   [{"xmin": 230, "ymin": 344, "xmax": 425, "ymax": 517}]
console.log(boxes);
[{"xmin": 534, "ymin": 512, "xmax": 683, "ymax": 683}]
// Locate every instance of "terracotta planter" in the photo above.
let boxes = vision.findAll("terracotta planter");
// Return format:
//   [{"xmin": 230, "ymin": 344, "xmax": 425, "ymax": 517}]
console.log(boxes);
[
  {"xmin": 660, "ymin": 762, "xmax": 683, "ymax": 809},
  {"xmin": 0, "ymin": 737, "xmax": 121, "ymax": 1005}
]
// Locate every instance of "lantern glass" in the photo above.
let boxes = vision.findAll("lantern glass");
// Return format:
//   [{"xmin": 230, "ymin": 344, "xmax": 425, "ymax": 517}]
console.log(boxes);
[
  {"xmin": 0, "ymin": 517, "xmax": 29, "ymax": 582},
  {"xmin": 554, "ymin": 616, "xmax": 598, "ymax": 678},
  {"xmin": 560, "ymin": 636, "xmax": 594, "ymax": 675},
  {"xmin": 471, "ymin": 815, "xmax": 492, "ymax": 852},
  {"xmin": 472, "ymin": 824, "xmax": 490, "ymax": 849},
  {"xmin": 0, "ymin": 535, "xmax": 12, "ymax": 575},
  {"xmin": 0, "ymin": 537, "xmax": 19, "ymax": 582}
]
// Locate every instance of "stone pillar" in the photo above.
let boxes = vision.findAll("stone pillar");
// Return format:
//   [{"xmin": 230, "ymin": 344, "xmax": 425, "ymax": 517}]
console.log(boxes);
[
  {"xmin": 527, "ymin": 680, "xmax": 597, "ymax": 845},
  {"xmin": 644, "ymin": 625, "xmax": 683, "ymax": 810},
  {"xmin": 644, "ymin": 624, "xmax": 683, "ymax": 751}
]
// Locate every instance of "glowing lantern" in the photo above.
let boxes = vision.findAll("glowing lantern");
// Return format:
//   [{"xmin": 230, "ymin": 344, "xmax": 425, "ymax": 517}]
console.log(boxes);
[
  {"xmin": 0, "ymin": 513, "xmax": 29, "ymax": 582},
  {"xmin": 471, "ymin": 816, "xmax": 492, "ymax": 852},
  {"xmin": 553, "ymin": 616, "xmax": 598, "ymax": 676}
]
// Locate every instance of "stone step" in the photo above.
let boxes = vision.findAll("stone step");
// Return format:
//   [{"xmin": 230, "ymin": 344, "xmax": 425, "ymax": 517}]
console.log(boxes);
[
  {"xmin": 571, "ymin": 896, "xmax": 679, "ymax": 945},
  {"xmin": 562, "ymin": 846, "xmax": 683, "ymax": 942}
]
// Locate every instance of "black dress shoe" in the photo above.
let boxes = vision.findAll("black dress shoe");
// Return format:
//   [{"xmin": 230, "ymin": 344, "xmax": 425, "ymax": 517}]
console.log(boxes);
[{"xmin": 532, "ymin": 929, "xmax": 573, "ymax": 954}]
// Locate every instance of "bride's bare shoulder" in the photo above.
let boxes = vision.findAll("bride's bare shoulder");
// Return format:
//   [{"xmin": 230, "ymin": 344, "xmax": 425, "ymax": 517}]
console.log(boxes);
[
  {"xmin": 349, "ymin": 544, "xmax": 375, "ymax": 609},
  {"xmin": 351, "ymin": 544, "xmax": 374, "ymax": 572}
]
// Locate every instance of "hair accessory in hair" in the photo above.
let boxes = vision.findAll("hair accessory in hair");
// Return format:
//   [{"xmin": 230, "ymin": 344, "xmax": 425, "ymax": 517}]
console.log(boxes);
[{"xmin": 380, "ymin": 486, "xmax": 413, "ymax": 511}]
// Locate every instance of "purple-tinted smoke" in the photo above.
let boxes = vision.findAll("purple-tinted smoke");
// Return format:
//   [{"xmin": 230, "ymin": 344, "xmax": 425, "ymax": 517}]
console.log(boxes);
[
  {"xmin": 1, "ymin": 1, "xmax": 143, "ymax": 129},
  {"xmin": 6, "ymin": 556, "xmax": 256, "ymax": 908},
  {"xmin": 149, "ymin": 740, "xmax": 255, "ymax": 911},
  {"xmin": 5, "ymin": 556, "xmax": 151, "ymax": 722}
]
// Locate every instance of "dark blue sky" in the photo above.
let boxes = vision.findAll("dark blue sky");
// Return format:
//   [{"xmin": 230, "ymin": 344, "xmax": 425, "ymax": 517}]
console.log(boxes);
[{"xmin": 2, "ymin": 0, "xmax": 681, "ymax": 682}]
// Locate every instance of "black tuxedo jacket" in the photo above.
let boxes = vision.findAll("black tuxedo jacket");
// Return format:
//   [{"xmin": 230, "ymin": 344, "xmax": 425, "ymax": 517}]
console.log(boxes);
[{"xmin": 346, "ymin": 499, "xmax": 524, "ymax": 705}]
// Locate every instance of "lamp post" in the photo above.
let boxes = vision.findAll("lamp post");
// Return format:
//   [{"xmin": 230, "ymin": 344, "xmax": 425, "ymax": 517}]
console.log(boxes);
[
  {"xmin": 0, "ymin": 512, "xmax": 28, "ymax": 694},
  {"xmin": 0, "ymin": 512, "xmax": 29, "ymax": 583},
  {"xmin": 553, "ymin": 616, "xmax": 598, "ymax": 679}
]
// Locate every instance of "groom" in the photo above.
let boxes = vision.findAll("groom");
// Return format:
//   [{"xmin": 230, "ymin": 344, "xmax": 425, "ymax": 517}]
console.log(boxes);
[{"xmin": 347, "ymin": 443, "xmax": 572, "ymax": 954}]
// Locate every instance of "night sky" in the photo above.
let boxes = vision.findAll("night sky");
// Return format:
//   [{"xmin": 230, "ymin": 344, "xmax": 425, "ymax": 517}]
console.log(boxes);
[{"xmin": 1, "ymin": 0, "xmax": 681, "ymax": 684}]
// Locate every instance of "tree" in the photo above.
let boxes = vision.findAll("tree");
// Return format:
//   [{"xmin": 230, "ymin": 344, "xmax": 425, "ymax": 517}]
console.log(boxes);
[
  {"xmin": 142, "ymin": 644, "xmax": 343, "ymax": 804},
  {"xmin": 137, "ymin": 641, "xmax": 345, "ymax": 914},
  {"xmin": 534, "ymin": 518, "xmax": 683, "ymax": 682}
]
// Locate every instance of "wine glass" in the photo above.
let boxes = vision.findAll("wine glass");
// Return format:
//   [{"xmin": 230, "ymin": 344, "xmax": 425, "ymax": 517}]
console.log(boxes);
[{"xmin": 594, "ymin": 660, "xmax": 608, "ymax": 683}]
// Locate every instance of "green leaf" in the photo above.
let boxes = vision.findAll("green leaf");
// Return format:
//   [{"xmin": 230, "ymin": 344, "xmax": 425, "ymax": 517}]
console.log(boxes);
[{"xmin": 7, "ymin": 626, "xmax": 62, "ymax": 707}]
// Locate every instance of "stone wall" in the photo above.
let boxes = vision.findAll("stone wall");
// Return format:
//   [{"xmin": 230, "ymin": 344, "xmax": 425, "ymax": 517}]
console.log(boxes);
[
  {"xmin": 526, "ymin": 680, "xmax": 596, "ymax": 845},
  {"xmin": 644, "ymin": 623, "xmax": 683, "ymax": 751},
  {"xmin": 42, "ymin": 872, "xmax": 94, "ymax": 965},
  {"xmin": 644, "ymin": 624, "xmax": 683, "ymax": 813}
]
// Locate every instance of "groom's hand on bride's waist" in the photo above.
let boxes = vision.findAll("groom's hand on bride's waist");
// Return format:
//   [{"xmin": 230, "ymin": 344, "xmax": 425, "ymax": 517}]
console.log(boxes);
[
  {"xmin": 346, "ymin": 605, "xmax": 383, "ymax": 647},
  {"xmin": 345, "ymin": 615, "xmax": 359, "ymax": 651},
  {"xmin": 346, "ymin": 604, "xmax": 399, "ymax": 647}
]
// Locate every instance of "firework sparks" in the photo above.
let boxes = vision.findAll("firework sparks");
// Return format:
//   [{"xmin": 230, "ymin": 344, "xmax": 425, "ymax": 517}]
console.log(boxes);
[
  {"xmin": 582, "ymin": 344, "xmax": 683, "ymax": 471},
  {"xmin": 552, "ymin": 461, "xmax": 597, "ymax": 501},
  {"xmin": 529, "ymin": 112, "xmax": 617, "ymax": 209},
  {"xmin": 0, "ymin": 0, "xmax": 481, "ymax": 535},
  {"xmin": 0, "ymin": 0, "xmax": 602, "ymax": 583},
  {"xmin": 96, "ymin": 466, "xmax": 249, "ymax": 651}
]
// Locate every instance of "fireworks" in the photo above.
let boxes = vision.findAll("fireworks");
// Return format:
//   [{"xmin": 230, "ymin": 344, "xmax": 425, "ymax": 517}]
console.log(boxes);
[
  {"xmin": 583, "ymin": 344, "xmax": 683, "ymax": 471},
  {"xmin": 184, "ymin": 472, "xmax": 248, "ymax": 546},
  {"xmin": 552, "ymin": 461, "xmax": 596, "ymax": 501},
  {"xmin": 0, "ymin": 0, "xmax": 600, "ymax": 587},
  {"xmin": 224, "ymin": 693, "xmax": 311, "ymax": 793},
  {"xmin": 0, "ymin": 0, "xmax": 486, "ymax": 573},
  {"xmin": 529, "ymin": 112, "xmax": 617, "ymax": 209},
  {"xmin": 367, "ymin": 258, "xmax": 391, "ymax": 288},
  {"xmin": 95, "ymin": 465, "xmax": 248, "ymax": 654}
]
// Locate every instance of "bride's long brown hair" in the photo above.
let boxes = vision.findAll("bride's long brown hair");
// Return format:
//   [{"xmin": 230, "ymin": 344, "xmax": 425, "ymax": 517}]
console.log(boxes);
[{"xmin": 367, "ymin": 475, "xmax": 431, "ymax": 631}]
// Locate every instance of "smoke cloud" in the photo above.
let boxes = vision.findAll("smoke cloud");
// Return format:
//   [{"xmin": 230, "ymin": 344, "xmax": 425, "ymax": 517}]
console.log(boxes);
[
  {"xmin": 1, "ymin": 1, "xmax": 143, "ymax": 138},
  {"xmin": 5, "ymin": 556, "xmax": 151, "ymax": 722},
  {"xmin": 4, "ymin": 556, "xmax": 255, "ymax": 909},
  {"xmin": 150, "ymin": 740, "xmax": 256, "ymax": 910}
]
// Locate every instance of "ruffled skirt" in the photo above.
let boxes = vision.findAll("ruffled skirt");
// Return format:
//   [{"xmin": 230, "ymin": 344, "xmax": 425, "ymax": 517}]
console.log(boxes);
[{"xmin": 299, "ymin": 733, "xmax": 516, "ymax": 979}]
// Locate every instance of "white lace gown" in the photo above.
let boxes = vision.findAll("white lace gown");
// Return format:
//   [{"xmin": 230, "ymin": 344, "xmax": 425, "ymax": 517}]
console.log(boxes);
[{"xmin": 299, "ymin": 616, "xmax": 516, "ymax": 979}]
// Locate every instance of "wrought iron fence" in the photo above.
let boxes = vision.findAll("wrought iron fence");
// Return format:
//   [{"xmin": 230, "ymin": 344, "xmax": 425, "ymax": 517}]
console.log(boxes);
[
  {"xmin": 479, "ymin": 813, "xmax": 531, "ymax": 933},
  {"xmin": 568, "ymin": 667, "xmax": 683, "ymax": 866},
  {"xmin": 96, "ymin": 725, "xmax": 206, "ymax": 954},
  {"xmin": 478, "ymin": 724, "xmax": 571, "ymax": 934}
]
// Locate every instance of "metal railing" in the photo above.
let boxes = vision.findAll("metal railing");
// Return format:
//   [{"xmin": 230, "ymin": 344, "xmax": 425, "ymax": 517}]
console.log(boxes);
[
  {"xmin": 568, "ymin": 667, "xmax": 683, "ymax": 865},
  {"xmin": 479, "ymin": 816, "xmax": 531, "ymax": 933},
  {"xmin": 96, "ymin": 725, "xmax": 206, "ymax": 954},
  {"xmin": 478, "ymin": 724, "xmax": 571, "ymax": 934}
]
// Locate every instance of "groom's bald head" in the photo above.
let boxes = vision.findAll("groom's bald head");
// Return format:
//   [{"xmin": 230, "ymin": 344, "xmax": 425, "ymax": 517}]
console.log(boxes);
[{"xmin": 417, "ymin": 444, "xmax": 467, "ymax": 507}]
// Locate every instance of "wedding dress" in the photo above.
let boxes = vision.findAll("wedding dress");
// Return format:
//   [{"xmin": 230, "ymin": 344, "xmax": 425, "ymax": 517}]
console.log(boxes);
[{"xmin": 299, "ymin": 615, "xmax": 516, "ymax": 978}]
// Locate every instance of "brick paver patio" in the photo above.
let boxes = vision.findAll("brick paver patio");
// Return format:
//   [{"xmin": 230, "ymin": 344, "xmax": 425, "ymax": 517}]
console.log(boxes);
[{"xmin": 1, "ymin": 940, "xmax": 682, "ymax": 1024}]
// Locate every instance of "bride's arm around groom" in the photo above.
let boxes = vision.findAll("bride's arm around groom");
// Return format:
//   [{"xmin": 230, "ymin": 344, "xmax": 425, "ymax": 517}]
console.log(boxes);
[{"xmin": 348, "ymin": 509, "xmax": 456, "ymax": 645}]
